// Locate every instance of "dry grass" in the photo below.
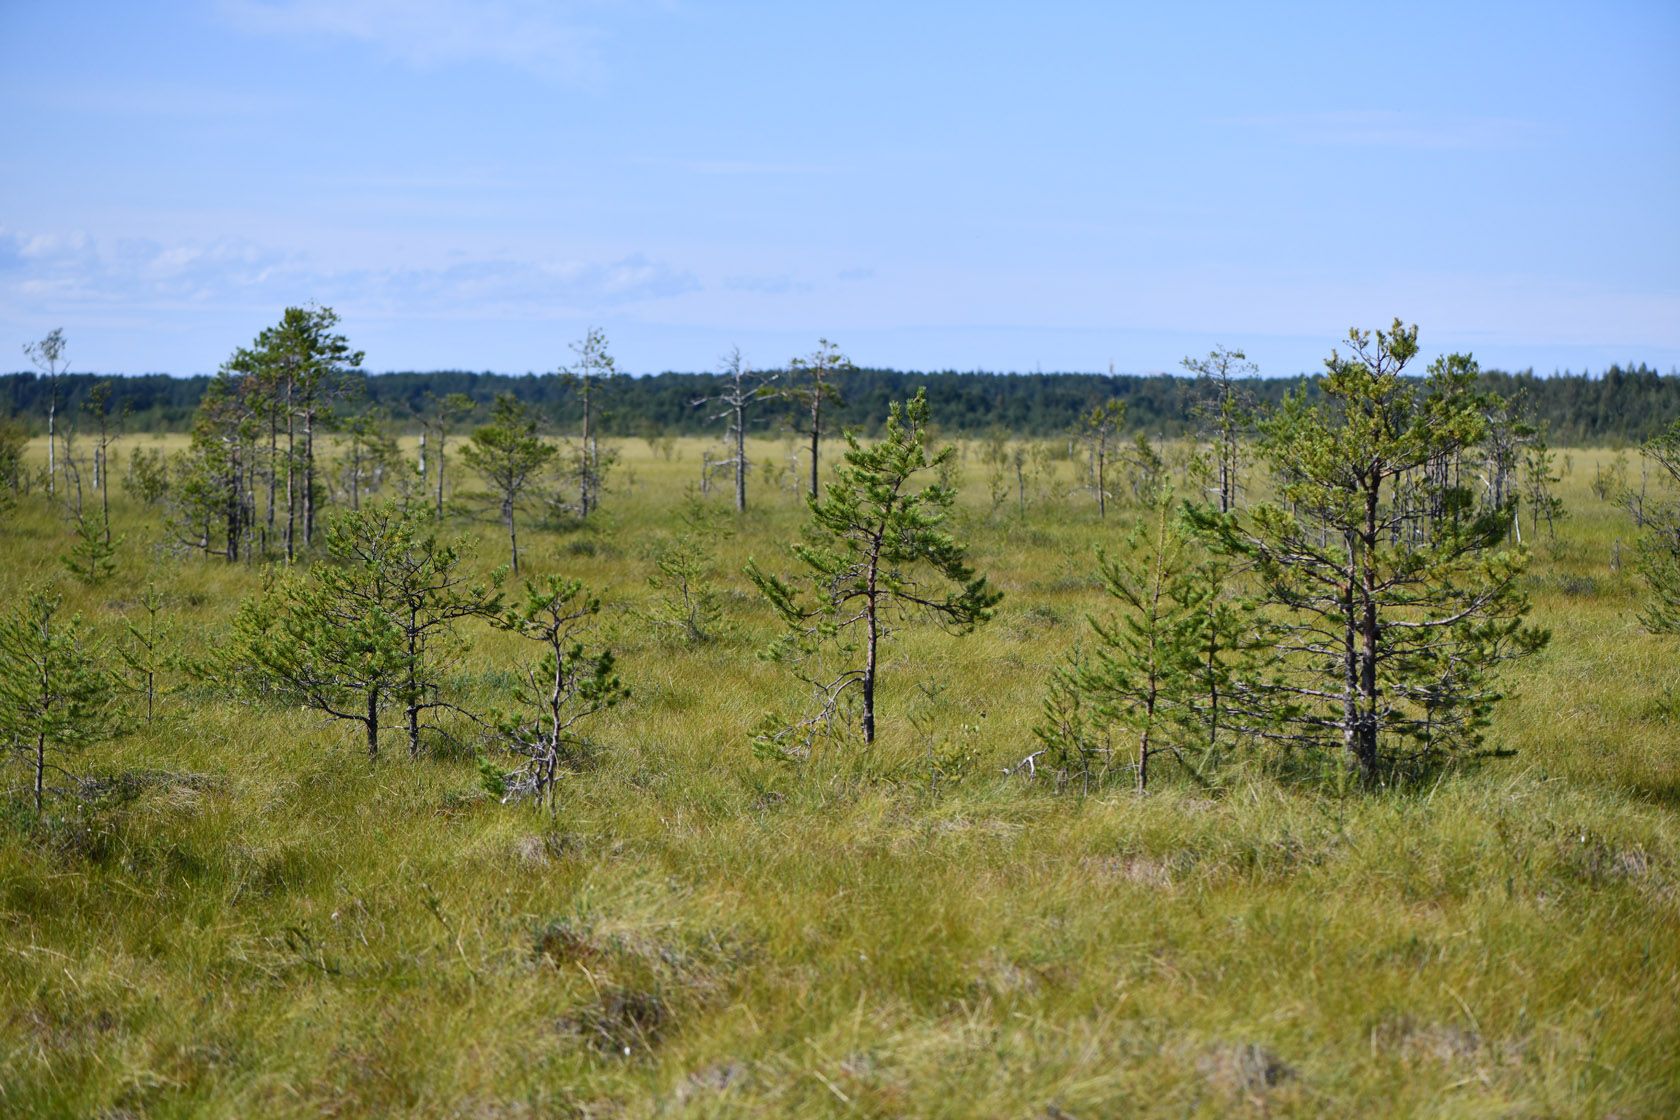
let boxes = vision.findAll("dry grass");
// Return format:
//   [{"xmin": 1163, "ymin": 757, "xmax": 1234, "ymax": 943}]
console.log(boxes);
[{"xmin": 0, "ymin": 433, "xmax": 1676, "ymax": 1118}]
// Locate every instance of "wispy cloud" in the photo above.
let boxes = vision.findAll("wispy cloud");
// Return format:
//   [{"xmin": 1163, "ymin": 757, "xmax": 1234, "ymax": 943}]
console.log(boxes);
[
  {"xmin": 216, "ymin": 0, "xmax": 609, "ymax": 79},
  {"xmin": 0, "ymin": 228, "xmax": 698, "ymax": 317},
  {"xmin": 723, "ymin": 274, "xmax": 813, "ymax": 296},
  {"xmin": 1232, "ymin": 110, "xmax": 1547, "ymax": 150}
]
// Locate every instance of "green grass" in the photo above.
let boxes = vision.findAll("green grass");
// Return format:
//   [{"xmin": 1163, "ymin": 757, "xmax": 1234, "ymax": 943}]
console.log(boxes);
[{"xmin": 1, "ymin": 434, "xmax": 1676, "ymax": 1118}]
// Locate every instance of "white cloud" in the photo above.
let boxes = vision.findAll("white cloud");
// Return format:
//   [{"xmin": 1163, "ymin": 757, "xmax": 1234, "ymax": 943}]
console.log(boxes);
[
  {"xmin": 0, "ymin": 227, "xmax": 698, "ymax": 317},
  {"xmin": 216, "ymin": 0, "xmax": 609, "ymax": 78}
]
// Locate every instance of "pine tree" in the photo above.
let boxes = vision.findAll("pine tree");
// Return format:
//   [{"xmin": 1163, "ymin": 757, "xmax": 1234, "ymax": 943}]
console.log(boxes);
[
  {"xmin": 1035, "ymin": 489, "xmax": 1255, "ymax": 791},
  {"xmin": 776, "ymin": 339, "xmax": 849, "ymax": 499},
  {"xmin": 486, "ymin": 575, "xmax": 628, "ymax": 811},
  {"xmin": 746, "ymin": 390, "xmax": 1001, "ymax": 751},
  {"xmin": 1077, "ymin": 399, "xmax": 1127, "ymax": 518},
  {"xmin": 1187, "ymin": 321, "xmax": 1549, "ymax": 782},
  {"xmin": 0, "ymin": 586, "xmax": 123, "ymax": 817},
  {"xmin": 231, "ymin": 502, "xmax": 502, "ymax": 760},
  {"xmin": 460, "ymin": 394, "xmax": 557, "ymax": 575},
  {"xmin": 118, "ymin": 582, "xmax": 174, "ymax": 728},
  {"xmin": 1634, "ymin": 417, "xmax": 1680, "ymax": 634}
]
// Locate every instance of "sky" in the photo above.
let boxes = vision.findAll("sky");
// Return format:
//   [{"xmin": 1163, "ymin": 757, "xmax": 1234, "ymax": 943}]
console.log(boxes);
[{"xmin": 2, "ymin": 0, "xmax": 1677, "ymax": 378}]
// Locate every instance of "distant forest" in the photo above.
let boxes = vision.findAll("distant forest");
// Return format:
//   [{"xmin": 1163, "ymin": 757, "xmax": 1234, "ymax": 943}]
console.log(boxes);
[{"xmin": 4, "ymin": 363, "xmax": 1678, "ymax": 445}]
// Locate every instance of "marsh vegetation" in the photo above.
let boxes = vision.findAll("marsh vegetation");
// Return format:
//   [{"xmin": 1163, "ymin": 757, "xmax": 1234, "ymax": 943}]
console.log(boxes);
[{"xmin": 1, "ymin": 321, "xmax": 1677, "ymax": 1118}]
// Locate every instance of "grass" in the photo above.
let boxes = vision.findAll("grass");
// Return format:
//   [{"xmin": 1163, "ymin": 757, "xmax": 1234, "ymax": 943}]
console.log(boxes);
[{"xmin": 0, "ymin": 432, "xmax": 1677, "ymax": 1118}]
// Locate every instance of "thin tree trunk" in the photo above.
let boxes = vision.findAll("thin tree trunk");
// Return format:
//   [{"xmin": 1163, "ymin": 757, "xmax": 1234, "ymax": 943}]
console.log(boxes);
[
  {"xmin": 46, "ymin": 386, "xmax": 56, "ymax": 498},
  {"xmin": 285, "ymin": 402, "xmax": 296, "ymax": 564},
  {"xmin": 267, "ymin": 406, "xmax": 278, "ymax": 536},
  {"xmin": 809, "ymin": 399, "xmax": 821, "ymax": 499},
  {"xmin": 34, "ymin": 730, "xmax": 45, "ymax": 818},
  {"xmin": 1358, "ymin": 483, "xmax": 1381, "ymax": 777},
  {"xmin": 506, "ymin": 497, "xmax": 519, "ymax": 575},
  {"xmin": 863, "ymin": 545, "xmax": 880, "ymax": 743},
  {"xmin": 735, "ymin": 403, "xmax": 747, "ymax": 513},
  {"xmin": 366, "ymin": 688, "xmax": 379, "ymax": 761},
  {"xmin": 435, "ymin": 425, "xmax": 446, "ymax": 521},
  {"xmin": 580, "ymin": 381, "xmax": 592, "ymax": 517},
  {"xmin": 99, "ymin": 442, "xmax": 111, "ymax": 545},
  {"xmin": 304, "ymin": 407, "xmax": 316, "ymax": 548}
]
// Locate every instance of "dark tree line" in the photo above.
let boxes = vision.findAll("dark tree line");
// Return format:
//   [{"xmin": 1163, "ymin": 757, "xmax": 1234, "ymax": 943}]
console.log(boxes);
[{"xmin": 9, "ymin": 363, "xmax": 1679, "ymax": 443}]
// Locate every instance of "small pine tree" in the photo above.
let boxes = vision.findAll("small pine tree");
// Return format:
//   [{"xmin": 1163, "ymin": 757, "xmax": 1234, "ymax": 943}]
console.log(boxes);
[
  {"xmin": 1036, "ymin": 489, "xmax": 1243, "ymax": 791},
  {"xmin": 1187, "ymin": 322, "xmax": 1549, "ymax": 781},
  {"xmin": 746, "ymin": 390, "xmax": 1001, "ymax": 752},
  {"xmin": 487, "ymin": 576, "xmax": 628, "ymax": 811},
  {"xmin": 0, "ymin": 586, "xmax": 124, "ymax": 816},
  {"xmin": 640, "ymin": 491, "xmax": 732, "ymax": 646},
  {"xmin": 460, "ymin": 394, "xmax": 556, "ymax": 575},
  {"xmin": 119, "ymin": 581, "xmax": 175, "ymax": 727},
  {"xmin": 230, "ymin": 502, "xmax": 502, "ymax": 760},
  {"xmin": 61, "ymin": 508, "xmax": 120, "ymax": 585},
  {"xmin": 1634, "ymin": 417, "xmax": 1680, "ymax": 634}
]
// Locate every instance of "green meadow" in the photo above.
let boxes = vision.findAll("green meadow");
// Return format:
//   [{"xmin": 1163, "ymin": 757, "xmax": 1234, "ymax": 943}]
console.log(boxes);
[{"xmin": 1, "ymin": 431, "xmax": 1676, "ymax": 1119}]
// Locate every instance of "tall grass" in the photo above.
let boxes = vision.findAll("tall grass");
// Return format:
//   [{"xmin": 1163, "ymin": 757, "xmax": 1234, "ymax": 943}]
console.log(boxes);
[{"xmin": 0, "ymin": 434, "xmax": 1675, "ymax": 1117}]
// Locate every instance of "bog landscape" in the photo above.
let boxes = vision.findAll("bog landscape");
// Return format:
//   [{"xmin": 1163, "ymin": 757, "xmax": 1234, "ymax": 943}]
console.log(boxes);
[{"xmin": 1, "ymin": 316, "xmax": 1677, "ymax": 1117}]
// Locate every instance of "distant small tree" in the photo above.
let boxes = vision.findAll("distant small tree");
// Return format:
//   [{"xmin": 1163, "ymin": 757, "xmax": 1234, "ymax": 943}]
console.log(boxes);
[
  {"xmin": 1634, "ymin": 417, "xmax": 1680, "ymax": 633},
  {"xmin": 424, "ymin": 391, "xmax": 474, "ymax": 521},
  {"xmin": 334, "ymin": 410, "xmax": 403, "ymax": 511},
  {"xmin": 119, "ymin": 582, "xmax": 174, "ymax": 728},
  {"xmin": 640, "ymin": 490, "xmax": 732, "ymax": 645},
  {"xmin": 0, "ymin": 586, "xmax": 123, "ymax": 817},
  {"xmin": 746, "ymin": 390, "xmax": 1001, "ymax": 751},
  {"xmin": 461, "ymin": 394, "xmax": 557, "ymax": 575},
  {"xmin": 1521, "ymin": 423, "xmax": 1565, "ymax": 540},
  {"xmin": 60, "ymin": 511, "xmax": 119, "ymax": 585},
  {"xmin": 692, "ymin": 346, "xmax": 779, "ymax": 512},
  {"xmin": 561, "ymin": 328, "xmax": 616, "ymax": 518},
  {"xmin": 1182, "ymin": 345, "xmax": 1256, "ymax": 512},
  {"xmin": 82, "ymin": 380, "xmax": 121, "ymax": 537},
  {"xmin": 485, "ymin": 576, "xmax": 628, "ymax": 811},
  {"xmin": 1077, "ymin": 399, "xmax": 1127, "ymax": 518},
  {"xmin": 777, "ymin": 339, "xmax": 849, "ymax": 499},
  {"xmin": 0, "ymin": 420, "xmax": 26, "ymax": 517},
  {"xmin": 23, "ymin": 328, "xmax": 68, "ymax": 499}
]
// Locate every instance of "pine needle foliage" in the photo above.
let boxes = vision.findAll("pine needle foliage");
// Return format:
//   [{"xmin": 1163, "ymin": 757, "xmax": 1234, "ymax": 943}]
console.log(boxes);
[
  {"xmin": 746, "ymin": 389, "xmax": 1001, "ymax": 752},
  {"xmin": 485, "ymin": 576, "xmax": 628, "ymax": 811},
  {"xmin": 1035, "ymin": 489, "xmax": 1262, "ymax": 791},
  {"xmin": 460, "ymin": 393, "xmax": 557, "ymax": 575},
  {"xmin": 231, "ymin": 502, "xmax": 503, "ymax": 760},
  {"xmin": 1635, "ymin": 416, "xmax": 1680, "ymax": 633},
  {"xmin": 1187, "ymin": 321, "xmax": 1550, "ymax": 782},
  {"xmin": 0, "ymin": 586, "xmax": 123, "ymax": 816}
]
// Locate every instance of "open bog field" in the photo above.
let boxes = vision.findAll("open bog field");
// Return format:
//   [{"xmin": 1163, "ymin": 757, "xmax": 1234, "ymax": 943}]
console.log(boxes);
[{"xmin": 1, "ymin": 433, "xmax": 1677, "ymax": 1119}]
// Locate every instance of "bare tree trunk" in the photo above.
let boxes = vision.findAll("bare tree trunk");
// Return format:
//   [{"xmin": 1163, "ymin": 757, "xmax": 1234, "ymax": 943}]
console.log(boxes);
[
  {"xmin": 99, "ymin": 442, "xmax": 111, "ymax": 545},
  {"xmin": 735, "ymin": 402, "xmax": 747, "ymax": 513},
  {"xmin": 579, "ymin": 380, "xmax": 592, "ymax": 517},
  {"xmin": 267, "ymin": 407, "xmax": 278, "ymax": 537},
  {"xmin": 863, "ymin": 545, "xmax": 880, "ymax": 743},
  {"xmin": 304, "ymin": 407, "xmax": 316, "ymax": 548},
  {"xmin": 809, "ymin": 399, "xmax": 821, "ymax": 499},
  {"xmin": 46, "ymin": 385, "xmax": 56, "ymax": 498},
  {"xmin": 435, "ymin": 426, "xmax": 447, "ymax": 521},
  {"xmin": 506, "ymin": 496, "xmax": 519, "ymax": 575},
  {"xmin": 285, "ymin": 401, "xmax": 296, "ymax": 564}
]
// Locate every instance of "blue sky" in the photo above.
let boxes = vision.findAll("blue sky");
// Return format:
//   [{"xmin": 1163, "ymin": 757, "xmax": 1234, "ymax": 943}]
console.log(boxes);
[{"xmin": 2, "ymin": 0, "xmax": 1677, "ymax": 377}]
